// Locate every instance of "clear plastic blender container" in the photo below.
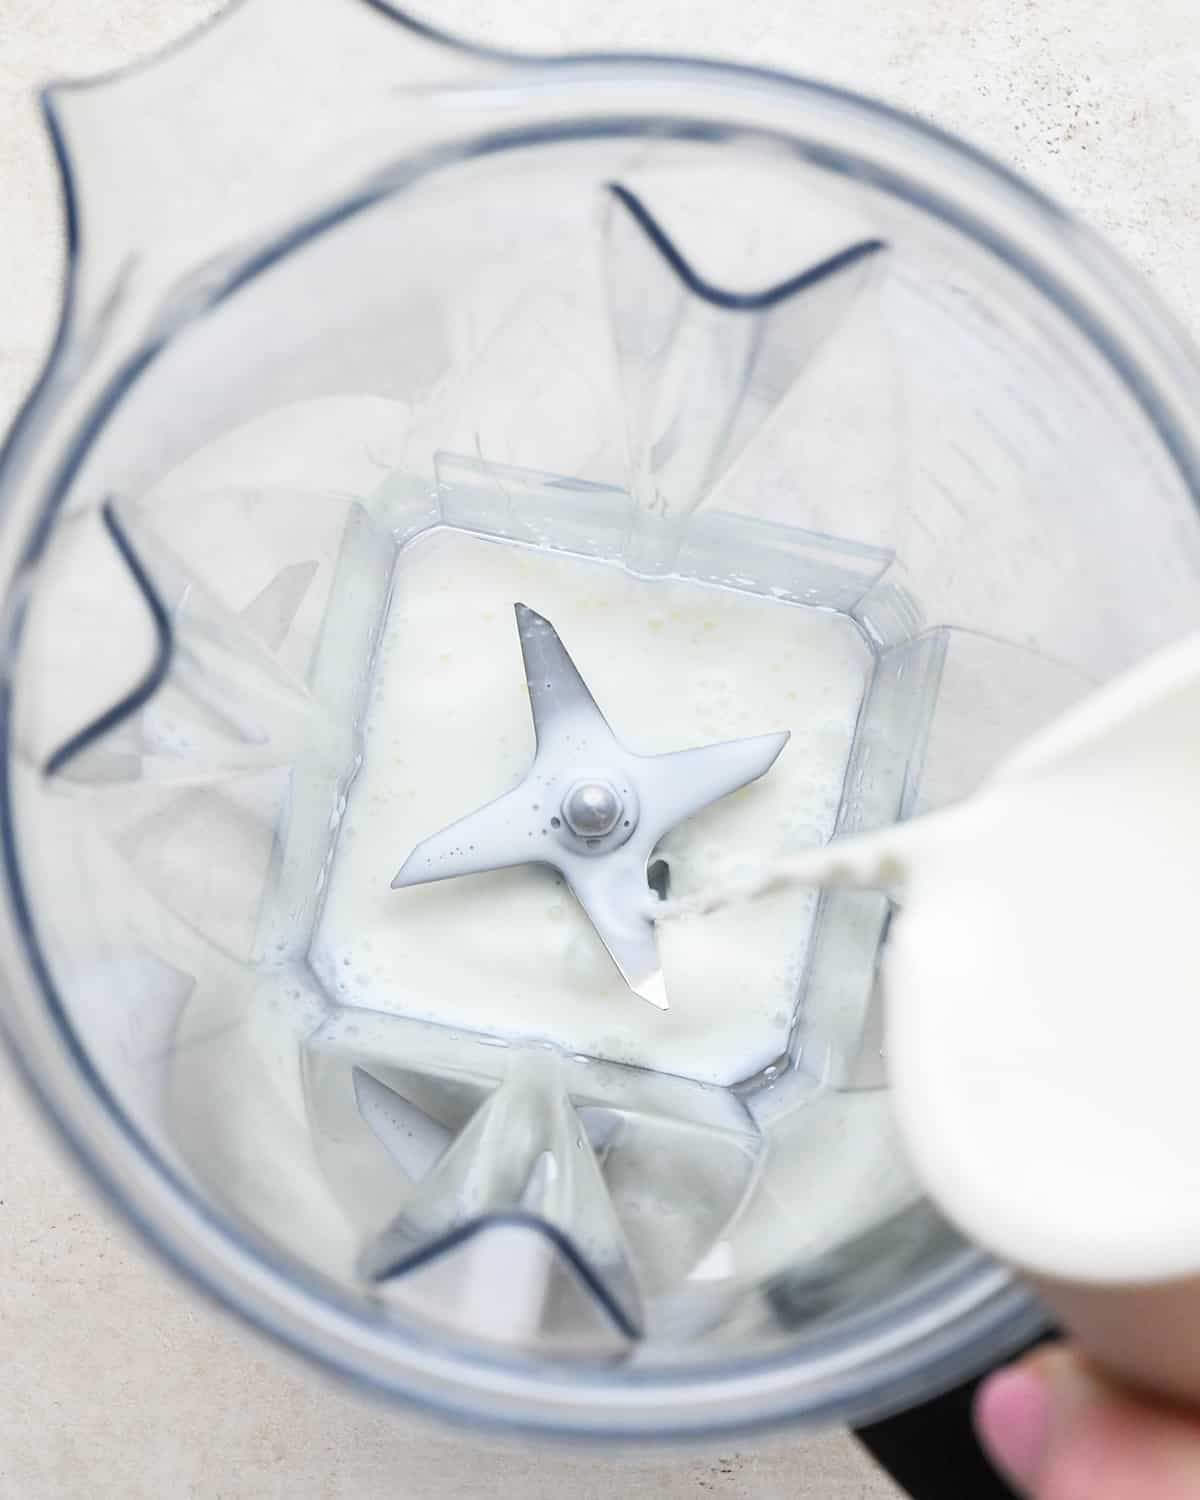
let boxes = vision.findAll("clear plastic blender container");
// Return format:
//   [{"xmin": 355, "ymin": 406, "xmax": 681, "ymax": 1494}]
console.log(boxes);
[{"xmin": 3, "ymin": 0, "xmax": 1200, "ymax": 1439}]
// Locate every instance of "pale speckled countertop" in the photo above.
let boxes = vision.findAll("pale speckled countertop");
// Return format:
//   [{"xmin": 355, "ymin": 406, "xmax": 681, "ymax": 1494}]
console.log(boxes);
[{"xmin": 1, "ymin": 2, "xmax": 1198, "ymax": 1496}]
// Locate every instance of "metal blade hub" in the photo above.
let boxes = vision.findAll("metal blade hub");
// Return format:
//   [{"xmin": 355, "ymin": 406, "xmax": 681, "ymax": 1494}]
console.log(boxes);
[{"xmin": 562, "ymin": 779, "xmax": 626, "ymax": 839}]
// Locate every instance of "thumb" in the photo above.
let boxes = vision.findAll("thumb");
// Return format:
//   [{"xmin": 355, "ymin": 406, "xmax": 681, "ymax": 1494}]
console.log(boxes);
[{"xmin": 974, "ymin": 1346, "xmax": 1200, "ymax": 1500}]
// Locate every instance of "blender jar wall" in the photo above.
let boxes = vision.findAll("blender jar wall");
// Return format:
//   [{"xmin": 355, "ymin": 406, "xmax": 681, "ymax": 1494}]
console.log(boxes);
[{"xmin": 3, "ymin": 8, "xmax": 1200, "ymax": 1435}]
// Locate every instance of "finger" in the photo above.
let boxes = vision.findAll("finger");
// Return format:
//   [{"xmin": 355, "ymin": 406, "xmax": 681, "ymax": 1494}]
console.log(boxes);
[{"xmin": 975, "ymin": 1346, "xmax": 1200, "ymax": 1500}]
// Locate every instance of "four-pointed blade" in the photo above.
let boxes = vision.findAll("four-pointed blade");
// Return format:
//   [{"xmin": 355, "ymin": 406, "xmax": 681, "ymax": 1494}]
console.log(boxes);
[
  {"xmin": 636, "ymin": 730, "xmax": 791, "ymax": 843},
  {"xmin": 391, "ymin": 784, "xmax": 544, "ymax": 889},
  {"xmin": 392, "ymin": 605, "xmax": 790, "ymax": 1008},
  {"xmin": 565, "ymin": 854, "xmax": 669, "ymax": 1010},
  {"xmin": 514, "ymin": 602, "xmax": 612, "ymax": 755}
]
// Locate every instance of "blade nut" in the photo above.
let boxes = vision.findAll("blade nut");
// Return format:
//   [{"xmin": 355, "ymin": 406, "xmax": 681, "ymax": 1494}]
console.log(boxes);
[{"xmin": 562, "ymin": 779, "xmax": 624, "ymax": 837}]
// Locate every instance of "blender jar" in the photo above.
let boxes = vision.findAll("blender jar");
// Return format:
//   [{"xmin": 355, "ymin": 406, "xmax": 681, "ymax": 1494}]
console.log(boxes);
[{"xmin": 3, "ymin": 0, "xmax": 1200, "ymax": 1440}]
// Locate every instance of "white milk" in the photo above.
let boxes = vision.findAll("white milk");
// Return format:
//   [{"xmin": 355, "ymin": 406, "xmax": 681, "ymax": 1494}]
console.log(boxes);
[
  {"xmin": 312, "ymin": 529, "xmax": 870, "ymax": 1087},
  {"xmin": 660, "ymin": 631, "xmax": 1200, "ymax": 1283}
]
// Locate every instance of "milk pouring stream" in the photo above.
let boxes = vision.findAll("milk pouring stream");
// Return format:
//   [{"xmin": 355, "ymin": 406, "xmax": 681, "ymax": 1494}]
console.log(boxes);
[{"xmin": 658, "ymin": 630, "xmax": 1200, "ymax": 1404}]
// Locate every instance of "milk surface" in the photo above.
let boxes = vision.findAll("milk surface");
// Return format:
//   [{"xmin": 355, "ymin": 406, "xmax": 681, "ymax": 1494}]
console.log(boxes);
[{"xmin": 312, "ymin": 529, "xmax": 870, "ymax": 1087}]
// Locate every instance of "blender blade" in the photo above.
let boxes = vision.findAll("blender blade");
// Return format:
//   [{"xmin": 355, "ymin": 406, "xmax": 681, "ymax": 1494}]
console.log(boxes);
[{"xmin": 391, "ymin": 603, "xmax": 789, "ymax": 1007}]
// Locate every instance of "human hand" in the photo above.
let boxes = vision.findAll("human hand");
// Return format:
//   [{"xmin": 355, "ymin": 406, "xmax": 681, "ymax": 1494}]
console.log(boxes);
[{"xmin": 974, "ymin": 1346, "xmax": 1200, "ymax": 1498}]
